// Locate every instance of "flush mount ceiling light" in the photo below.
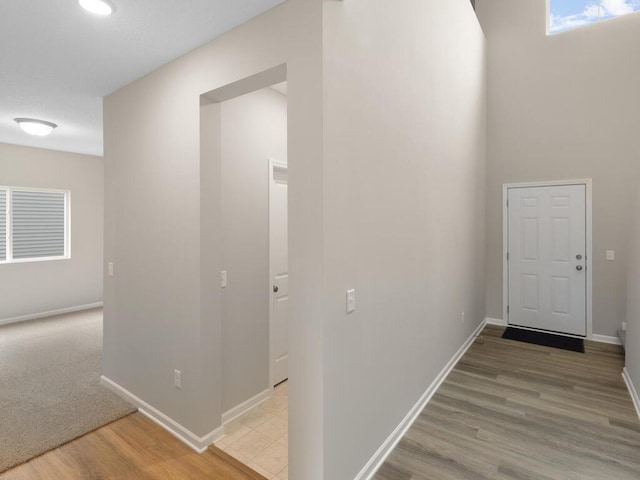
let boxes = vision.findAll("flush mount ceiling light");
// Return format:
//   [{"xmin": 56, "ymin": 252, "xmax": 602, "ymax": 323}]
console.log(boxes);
[
  {"xmin": 79, "ymin": 0, "xmax": 115, "ymax": 16},
  {"xmin": 14, "ymin": 118, "xmax": 58, "ymax": 137}
]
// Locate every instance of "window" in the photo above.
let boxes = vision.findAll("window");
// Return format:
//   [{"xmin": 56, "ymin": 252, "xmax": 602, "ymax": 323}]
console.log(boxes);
[
  {"xmin": 549, "ymin": 0, "xmax": 640, "ymax": 34},
  {"xmin": 0, "ymin": 187, "xmax": 70, "ymax": 263}
]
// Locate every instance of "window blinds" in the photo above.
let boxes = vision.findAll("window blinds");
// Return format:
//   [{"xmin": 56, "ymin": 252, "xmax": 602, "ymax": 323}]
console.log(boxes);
[
  {"xmin": 0, "ymin": 190, "xmax": 5, "ymax": 261},
  {"xmin": 12, "ymin": 190, "xmax": 65, "ymax": 259}
]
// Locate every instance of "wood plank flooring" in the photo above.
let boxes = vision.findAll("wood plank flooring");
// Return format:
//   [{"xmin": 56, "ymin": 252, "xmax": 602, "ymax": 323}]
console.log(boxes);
[
  {"xmin": 0, "ymin": 413, "xmax": 255, "ymax": 480},
  {"xmin": 374, "ymin": 325, "xmax": 640, "ymax": 480},
  {"xmin": 3, "ymin": 325, "xmax": 638, "ymax": 479}
]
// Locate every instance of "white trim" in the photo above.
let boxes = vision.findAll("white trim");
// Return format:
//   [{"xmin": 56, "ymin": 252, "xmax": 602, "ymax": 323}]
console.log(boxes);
[
  {"xmin": 622, "ymin": 367, "xmax": 640, "ymax": 420},
  {"xmin": 0, "ymin": 185, "xmax": 70, "ymax": 194},
  {"xmin": 485, "ymin": 317, "xmax": 507, "ymax": 326},
  {"xmin": 545, "ymin": 0, "xmax": 551, "ymax": 35},
  {"xmin": 356, "ymin": 319, "xmax": 487, "ymax": 480},
  {"xmin": 100, "ymin": 375, "xmax": 224, "ymax": 453},
  {"xmin": 590, "ymin": 334, "xmax": 622, "ymax": 346},
  {"xmin": 0, "ymin": 302, "xmax": 103, "ymax": 327},
  {"xmin": 502, "ymin": 179, "xmax": 593, "ymax": 338},
  {"xmin": 5, "ymin": 255, "xmax": 71, "ymax": 264},
  {"xmin": 221, "ymin": 388, "xmax": 271, "ymax": 426}
]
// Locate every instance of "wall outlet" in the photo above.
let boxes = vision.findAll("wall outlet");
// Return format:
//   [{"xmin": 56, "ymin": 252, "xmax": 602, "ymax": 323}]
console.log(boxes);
[
  {"xmin": 622, "ymin": 322, "xmax": 627, "ymax": 332},
  {"xmin": 606, "ymin": 250, "xmax": 615, "ymax": 261},
  {"xmin": 346, "ymin": 289, "xmax": 356, "ymax": 314},
  {"xmin": 174, "ymin": 369, "xmax": 182, "ymax": 389},
  {"xmin": 461, "ymin": 312, "xmax": 465, "ymax": 324},
  {"xmin": 108, "ymin": 262, "xmax": 114, "ymax": 277},
  {"xmin": 221, "ymin": 270, "xmax": 228, "ymax": 288}
]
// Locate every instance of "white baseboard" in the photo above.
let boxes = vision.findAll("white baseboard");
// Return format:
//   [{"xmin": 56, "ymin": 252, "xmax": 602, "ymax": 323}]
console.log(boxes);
[
  {"xmin": 590, "ymin": 334, "xmax": 622, "ymax": 346},
  {"xmin": 100, "ymin": 375, "xmax": 223, "ymax": 453},
  {"xmin": 622, "ymin": 367, "xmax": 640, "ymax": 420},
  {"xmin": 0, "ymin": 302, "xmax": 104, "ymax": 327},
  {"xmin": 485, "ymin": 317, "xmax": 507, "ymax": 326},
  {"xmin": 222, "ymin": 389, "xmax": 271, "ymax": 426},
  {"xmin": 355, "ymin": 319, "xmax": 487, "ymax": 480}
]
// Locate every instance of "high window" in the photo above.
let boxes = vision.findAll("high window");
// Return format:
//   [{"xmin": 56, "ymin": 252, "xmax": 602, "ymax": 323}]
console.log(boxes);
[
  {"xmin": 0, "ymin": 187, "xmax": 70, "ymax": 263},
  {"xmin": 549, "ymin": 0, "xmax": 640, "ymax": 34}
]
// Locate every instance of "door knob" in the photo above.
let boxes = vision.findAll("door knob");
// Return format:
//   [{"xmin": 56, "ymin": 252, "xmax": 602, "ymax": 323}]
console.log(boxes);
[
  {"xmin": 576, "ymin": 254, "xmax": 583, "ymax": 260},
  {"xmin": 273, "ymin": 285, "xmax": 279, "ymax": 293},
  {"xmin": 576, "ymin": 265, "xmax": 583, "ymax": 271}
]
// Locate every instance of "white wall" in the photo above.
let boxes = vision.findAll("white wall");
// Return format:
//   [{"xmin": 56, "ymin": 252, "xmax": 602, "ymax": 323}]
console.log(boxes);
[
  {"xmin": 103, "ymin": 1, "xmax": 324, "ymax": 477},
  {"xmin": 322, "ymin": 1, "xmax": 486, "ymax": 478},
  {"xmin": 0, "ymin": 143, "xmax": 103, "ymax": 322},
  {"xmin": 220, "ymin": 87, "xmax": 287, "ymax": 412},
  {"xmin": 476, "ymin": 0, "xmax": 640, "ymax": 337},
  {"xmin": 626, "ymin": 186, "xmax": 640, "ymax": 406}
]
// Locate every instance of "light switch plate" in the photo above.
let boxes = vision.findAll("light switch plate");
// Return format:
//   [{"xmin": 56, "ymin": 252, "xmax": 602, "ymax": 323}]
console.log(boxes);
[
  {"xmin": 606, "ymin": 250, "xmax": 615, "ymax": 261},
  {"xmin": 221, "ymin": 270, "xmax": 228, "ymax": 288},
  {"xmin": 346, "ymin": 289, "xmax": 356, "ymax": 314},
  {"xmin": 108, "ymin": 262, "xmax": 114, "ymax": 277}
]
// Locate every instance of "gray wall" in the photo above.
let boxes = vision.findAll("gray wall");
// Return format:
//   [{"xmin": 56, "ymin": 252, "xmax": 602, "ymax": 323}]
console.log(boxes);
[
  {"xmin": 221, "ymin": 87, "xmax": 287, "ymax": 412},
  {"xmin": 626, "ymin": 186, "xmax": 640, "ymax": 402},
  {"xmin": 476, "ymin": 0, "xmax": 640, "ymax": 337},
  {"xmin": 103, "ymin": 1, "xmax": 324, "ymax": 477},
  {"xmin": 104, "ymin": 0, "xmax": 486, "ymax": 476},
  {"xmin": 0, "ymin": 143, "xmax": 103, "ymax": 321},
  {"xmin": 322, "ymin": 1, "xmax": 486, "ymax": 478}
]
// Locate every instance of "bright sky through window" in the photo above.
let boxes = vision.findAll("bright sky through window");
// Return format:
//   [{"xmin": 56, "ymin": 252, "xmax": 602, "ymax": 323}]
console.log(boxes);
[{"xmin": 549, "ymin": 0, "xmax": 640, "ymax": 34}]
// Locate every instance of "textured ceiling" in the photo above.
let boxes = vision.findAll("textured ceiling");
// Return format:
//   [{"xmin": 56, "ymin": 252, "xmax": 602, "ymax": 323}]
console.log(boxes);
[{"xmin": 0, "ymin": 0, "xmax": 286, "ymax": 157}]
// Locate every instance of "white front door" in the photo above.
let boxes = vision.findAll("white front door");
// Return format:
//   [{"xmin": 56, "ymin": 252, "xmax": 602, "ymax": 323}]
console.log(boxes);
[
  {"xmin": 269, "ymin": 160, "xmax": 288, "ymax": 386},
  {"xmin": 507, "ymin": 185, "xmax": 587, "ymax": 336}
]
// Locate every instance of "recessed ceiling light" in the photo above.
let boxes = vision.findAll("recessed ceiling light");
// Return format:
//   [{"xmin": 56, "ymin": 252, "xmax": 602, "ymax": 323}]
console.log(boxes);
[
  {"xmin": 79, "ymin": 0, "xmax": 115, "ymax": 16},
  {"xmin": 14, "ymin": 118, "xmax": 58, "ymax": 137}
]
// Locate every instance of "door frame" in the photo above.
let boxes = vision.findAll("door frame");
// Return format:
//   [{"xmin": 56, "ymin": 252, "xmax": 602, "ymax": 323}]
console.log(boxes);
[
  {"xmin": 268, "ymin": 158, "xmax": 288, "ymax": 392},
  {"xmin": 502, "ymin": 179, "xmax": 593, "ymax": 338}
]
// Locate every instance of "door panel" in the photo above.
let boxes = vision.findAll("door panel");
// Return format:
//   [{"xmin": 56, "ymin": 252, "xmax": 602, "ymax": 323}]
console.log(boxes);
[
  {"xmin": 508, "ymin": 185, "xmax": 586, "ymax": 336},
  {"xmin": 522, "ymin": 218, "xmax": 539, "ymax": 260},
  {"xmin": 521, "ymin": 274, "xmax": 539, "ymax": 311}
]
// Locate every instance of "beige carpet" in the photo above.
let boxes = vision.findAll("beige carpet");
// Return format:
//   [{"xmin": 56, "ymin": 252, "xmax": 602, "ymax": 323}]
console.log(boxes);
[{"xmin": 0, "ymin": 308, "xmax": 136, "ymax": 473}]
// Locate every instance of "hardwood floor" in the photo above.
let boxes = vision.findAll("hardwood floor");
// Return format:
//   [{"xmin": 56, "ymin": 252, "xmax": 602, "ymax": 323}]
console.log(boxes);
[
  {"xmin": 3, "ymin": 325, "xmax": 638, "ymax": 479},
  {"xmin": 374, "ymin": 325, "xmax": 640, "ymax": 480},
  {"xmin": 0, "ymin": 413, "xmax": 255, "ymax": 480}
]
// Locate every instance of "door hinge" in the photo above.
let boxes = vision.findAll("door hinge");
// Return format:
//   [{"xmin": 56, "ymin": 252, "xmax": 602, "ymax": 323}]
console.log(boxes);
[
  {"xmin": 506, "ymin": 252, "xmax": 509, "ymax": 261},
  {"xmin": 506, "ymin": 199, "xmax": 509, "ymax": 208},
  {"xmin": 507, "ymin": 305, "xmax": 510, "ymax": 314}
]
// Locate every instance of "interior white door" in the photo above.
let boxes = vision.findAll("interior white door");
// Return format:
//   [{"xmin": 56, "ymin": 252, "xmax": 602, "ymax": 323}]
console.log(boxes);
[
  {"xmin": 269, "ymin": 160, "xmax": 288, "ymax": 386},
  {"xmin": 507, "ymin": 184, "xmax": 587, "ymax": 336}
]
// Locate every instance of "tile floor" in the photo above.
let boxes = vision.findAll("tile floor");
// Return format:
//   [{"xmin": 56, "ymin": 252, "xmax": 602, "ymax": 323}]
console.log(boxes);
[{"xmin": 215, "ymin": 382, "xmax": 288, "ymax": 480}]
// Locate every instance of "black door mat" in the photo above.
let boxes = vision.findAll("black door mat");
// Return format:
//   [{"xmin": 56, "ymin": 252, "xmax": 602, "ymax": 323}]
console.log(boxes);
[{"xmin": 502, "ymin": 327, "xmax": 585, "ymax": 353}]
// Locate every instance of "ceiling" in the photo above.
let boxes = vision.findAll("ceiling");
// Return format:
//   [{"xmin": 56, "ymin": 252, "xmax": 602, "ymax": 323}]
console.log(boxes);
[{"xmin": 0, "ymin": 0, "xmax": 286, "ymax": 157}]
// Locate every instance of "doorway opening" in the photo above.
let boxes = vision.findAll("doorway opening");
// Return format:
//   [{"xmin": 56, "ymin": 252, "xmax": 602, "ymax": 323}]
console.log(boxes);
[
  {"xmin": 270, "ymin": 158, "xmax": 289, "ymax": 389},
  {"xmin": 503, "ymin": 179, "xmax": 593, "ymax": 338},
  {"xmin": 201, "ymin": 66, "xmax": 289, "ymax": 479}
]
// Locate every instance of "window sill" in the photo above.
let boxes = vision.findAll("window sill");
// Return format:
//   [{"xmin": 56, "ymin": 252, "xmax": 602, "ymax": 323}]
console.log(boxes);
[{"xmin": 0, "ymin": 256, "xmax": 71, "ymax": 265}]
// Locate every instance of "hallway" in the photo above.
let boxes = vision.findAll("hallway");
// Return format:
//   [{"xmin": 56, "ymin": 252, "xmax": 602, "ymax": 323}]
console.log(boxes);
[
  {"xmin": 213, "ymin": 382, "xmax": 289, "ymax": 479},
  {"xmin": 374, "ymin": 326, "xmax": 640, "ymax": 480}
]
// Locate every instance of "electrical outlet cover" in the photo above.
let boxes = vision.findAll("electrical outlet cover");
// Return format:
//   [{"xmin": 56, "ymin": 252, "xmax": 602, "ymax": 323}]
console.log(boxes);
[{"xmin": 346, "ymin": 289, "xmax": 356, "ymax": 314}]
